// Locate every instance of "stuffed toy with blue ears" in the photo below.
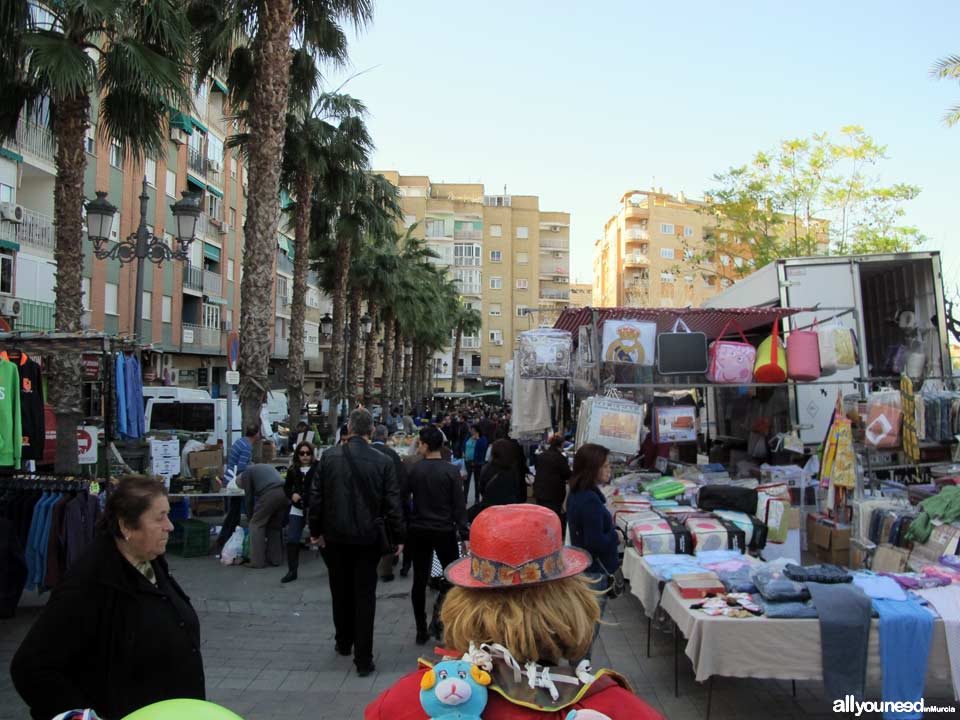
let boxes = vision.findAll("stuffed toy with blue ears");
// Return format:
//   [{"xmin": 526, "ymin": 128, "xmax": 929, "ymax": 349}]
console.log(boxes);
[{"xmin": 420, "ymin": 659, "xmax": 492, "ymax": 720}]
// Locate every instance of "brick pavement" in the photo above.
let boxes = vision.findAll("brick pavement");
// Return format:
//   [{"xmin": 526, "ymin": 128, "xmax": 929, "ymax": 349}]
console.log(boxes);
[{"xmin": 1, "ymin": 547, "xmax": 953, "ymax": 719}]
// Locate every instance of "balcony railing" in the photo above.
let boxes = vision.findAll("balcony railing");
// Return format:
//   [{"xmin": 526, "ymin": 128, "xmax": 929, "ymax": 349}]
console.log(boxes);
[
  {"xmin": 626, "ymin": 228, "xmax": 649, "ymax": 241},
  {"xmin": 454, "ymin": 256, "xmax": 481, "ymax": 267},
  {"xmin": 181, "ymin": 323, "xmax": 222, "ymax": 351},
  {"xmin": 625, "ymin": 253, "xmax": 650, "ymax": 266},
  {"xmin": 276, "ymin": 291, "xmax": 291, "ymax": 308},
  {"xmin": 539, "ymin": 271, "xmax": 569, "ymax": 281},
  {"xmin": 625, "ymin": 279, "xmax": 650, "ymax": 292},
  {"xmin": 183, "ymin": 264, "xmax": 203, "ymax": 292},
  {"xmin": 15, "ymin": 118, "xmax": 55, "ymax": 164},
  {"xmin": 202, "ymin": 269, "xmax": 222, "ymax": 297},
  {"xmin": 540, "ymin": 289, "xmax": 570, "ymax": 300},
  {"xmin": 206, "ymin": 163, "xmax": 224, "ymax": 189},
  {"xmin": 14, "ymin": 298, "xmax": 55, "ymax": 331},
  {"xmin": 539, "ymin": 238, "xmax": 568, "ymax": 251},
  {"xmin": 187, "ymin": 146, "xmax": 206, "ymax": 176},
  {"xmin": 456, "ymin": 283, "xmax": 482, "ymax": 296},
  {"xmin": 454, "ymin": 230, "xmax": 482, "ymax": 242},
  {"xmin": 274, "ymin": 336, "xmax": 289, "ymax": 357},
  {"xmin": 460, "ymin": 336, "xmax": 481, "ymax": 350},
  {"xmin": 18, "ymin": 208, "xmax": 55, "ymax": 252}
]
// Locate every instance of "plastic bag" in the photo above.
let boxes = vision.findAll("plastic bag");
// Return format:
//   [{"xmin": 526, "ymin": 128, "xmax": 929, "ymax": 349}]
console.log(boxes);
[
  {"xmin": 865, "ymin": 389, "xmax": 902, "ymax": 449},
  {"xmin": 833, "ymin": 323, "xmax": 857, "ymax": 370},
  {"xmin": 817, "ymin": 321, "xmax": 837, "ymax": 376},
  {"xmin": 220, "ymin": 527, "xmax": 244, "ymax": 565}
]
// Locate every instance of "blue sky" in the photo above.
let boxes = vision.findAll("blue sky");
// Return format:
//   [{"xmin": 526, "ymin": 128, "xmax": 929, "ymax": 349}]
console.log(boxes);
[{"xmin": 329, "ymin": 0, "xmax": 960, "ymax": 284}]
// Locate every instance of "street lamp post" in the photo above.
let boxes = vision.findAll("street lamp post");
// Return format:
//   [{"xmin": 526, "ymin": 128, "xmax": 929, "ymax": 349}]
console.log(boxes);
[{"xmin": 85, "ymin": 178, "xmax": 202, "ymax": 341}]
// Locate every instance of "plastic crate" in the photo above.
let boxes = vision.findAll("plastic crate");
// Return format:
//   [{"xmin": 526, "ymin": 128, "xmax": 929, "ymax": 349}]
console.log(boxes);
[
  {"xmin": 169, "ymin": 498, "xmax": 190, "ymax": 522},
  {"xmin": 168, "ymin": 519, "xmax": 211, "ymax": 558}
]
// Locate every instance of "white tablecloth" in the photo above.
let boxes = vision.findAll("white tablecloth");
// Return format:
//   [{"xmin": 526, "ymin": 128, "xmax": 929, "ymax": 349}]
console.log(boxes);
[{"xmin": 621, "ymin": 548, "xmax": 665, "ymax": 618}]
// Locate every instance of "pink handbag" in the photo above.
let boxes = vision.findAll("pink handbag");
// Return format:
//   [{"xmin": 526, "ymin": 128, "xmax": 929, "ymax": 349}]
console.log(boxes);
[
  {"xmin": 786, "ymin": 323, "xmax": 821, "ymax": 381},
  {"xmin": 706, "ymin": 319, "xmax": 756, "ymax": 384}
]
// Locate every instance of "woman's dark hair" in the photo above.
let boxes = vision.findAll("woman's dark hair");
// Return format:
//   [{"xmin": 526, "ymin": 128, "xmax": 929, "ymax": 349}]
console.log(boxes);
[
  {"xmin": 293, "ymin": 440, "xmax": 315, "ymax": 465},
  {"xmin": 470, "ymin": 424, "xmax": 482, "ymax": 436},
  {"xmin": 569, "ymin": 443, "xmax": 610, "ymax": 493},
  {"xmin": 419, "ymin": 425, "xmax": 444, "ymax": 452},
  {"xmin": 98, "ymin": 475, "xmax": 168, "ymax": 538},
  {"xmin": 547, "ymin": 433, "xmax": 564, "ymax": 450},
  {"xmin": 490, "ymin": 439, "xmax": 514, "ymax": 468}
]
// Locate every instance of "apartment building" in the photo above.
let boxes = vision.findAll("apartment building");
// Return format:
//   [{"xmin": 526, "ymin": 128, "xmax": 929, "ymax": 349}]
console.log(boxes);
[
  {"xmin": 377, "ymin": 172, "xmax": 571, "ymax": 391},
  {"xmin": 0, "ymin": 75, "xmax": 333, "ymax": 402},
  {"xmin": 569, "ymin": 282, "xmax": 593, "ymax": 308},
  {"xmin": 593, "ymin": 189, "xmax": 828, "ymax": 309}
]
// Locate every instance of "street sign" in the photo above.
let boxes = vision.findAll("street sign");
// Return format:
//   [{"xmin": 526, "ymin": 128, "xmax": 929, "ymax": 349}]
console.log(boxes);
[
  {"xmin": 227, "ymin": 330, "xmax": 240, "ymax": 372},
  {"xmin": 225, "ymin": 370, "xmax": 240, "ymax": 385},
  {"xmin": 77, "ymin": 426, "xmax": 98, "ymax": 465}
]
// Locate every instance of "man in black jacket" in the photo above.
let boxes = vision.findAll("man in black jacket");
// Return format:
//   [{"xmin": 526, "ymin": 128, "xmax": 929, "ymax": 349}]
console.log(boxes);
[{"xmin": 309, "ymin": 409, "xmax": 404, "ymax": 677}]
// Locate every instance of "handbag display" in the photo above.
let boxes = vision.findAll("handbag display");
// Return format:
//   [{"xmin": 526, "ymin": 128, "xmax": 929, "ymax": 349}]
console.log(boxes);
[
  {"xmin": 817, "ymin": 320, "xmax": 838, "ymax": 376},
  {"xmin": 834, "ymin": 324, "xmax": 857, "ymax": 370},
  {"xmin": 786, "ymin": 325, "xmax": 820, "ymax": 381},
  {"xmin": 754, "ymin": 319, "xmax": 788, "ymax": 383},
  {"xmin": 602, "ymin": 320, "xmax": 657, "ymax": 366},
  {"xmin": 706, "ymin": 319, "xmax": 756, "ymax": 384},
  {"xmin": 657, "ymin": 319, "xmax": 708, "ymax": 375}
]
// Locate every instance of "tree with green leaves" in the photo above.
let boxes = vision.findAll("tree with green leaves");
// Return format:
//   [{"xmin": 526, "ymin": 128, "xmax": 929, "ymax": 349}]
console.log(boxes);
[
  {"xmin": 449, "ymin": 300, "xmax": 482, "ymax": 393},
  {"xmin": 0, "ymin": 0, "xmax": 193, "ymax": 471},
  {"xmin": 931, "ymin": 54, "xmax": 960, "ymax": 126}
]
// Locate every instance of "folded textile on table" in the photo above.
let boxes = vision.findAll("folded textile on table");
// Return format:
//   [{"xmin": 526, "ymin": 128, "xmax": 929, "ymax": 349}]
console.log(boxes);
[
  {"xmin": 712, "ymin": 510, "xmax": 756, "ymax": 544},
  {"xmin": 647, "ymin": 479, "xmax": 686, "ymax": 500},
  {"xmin": 784, "ymin": 563, "xmax": 852, "ymax": 584},
  {"xmin": 718, "ymin": 566, "xmax": 757, "ymax": 594},
  {"xmin": 807, "ymin": 581, "xmax": 873, "ymax": 704},
  {"xmin": 923, "ymin": 565, "xmax": 960, "ymax": 584},
  {"xmin": 756, "ymin": 597, "xmax": 819, "ymax": 618},
  {"xmin": 873, "ymin": 597, "xmax": 934, "ymax": 720},
  {"xmin": 912, "ymin": 585, "xmax": 960, "ymax": 701},
  {"xmin": 904, "ymin": 486, "xmax": 960, "ymax": 544},
  {"xmin": 693, "ymin": 549, "xmax": 746, "ymax": 565},
  {"xmin": 642, "ymin": 554, "xmax": 704, "ymax": 581},
  {"xmin": 703, "ymin": 559, "xmax": 751, "ymax": 574},
  {"xmin": 852, "ymin": 574, "xmax": 907, "ymax": 601},
  {"xmin": 752, "ymin": 568, "xmax": 811, "ymax": 602},
  {"xmin": 882, "ymin": 572, "xmax": 952, "ymax": 590},
  {"xmin": 941, "ymin": 554, "xmax": 960, "ymax": 569},
  {"xmin": 697, "ymin": 485, "xmax": 758, "ymax": 514}
]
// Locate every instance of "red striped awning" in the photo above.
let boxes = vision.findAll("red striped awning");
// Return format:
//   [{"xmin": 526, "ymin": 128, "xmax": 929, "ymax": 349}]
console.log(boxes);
[{"xmin": 553, "ymin": 306, "xmax": 808, "ymax": 341}]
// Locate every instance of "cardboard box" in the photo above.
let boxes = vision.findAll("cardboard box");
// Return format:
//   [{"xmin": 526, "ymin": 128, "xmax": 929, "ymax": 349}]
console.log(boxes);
[
  {"xmin": 673, "ymin": 572, "xmax": 725, "ymax": 599},
  {"xmin": 812, "ymin": 521, "xmax": 850, "ymax": 552},
  {"xmin": 188, "ymin": 448, "xmax": 223, "ymax": 470},
  {"xmin": 787, "ymin": 507, "xmax": 802, "ymax": 530},
  {"xmin": 872, "ymin": 544, "xmax": 909, "ymax": 573}
]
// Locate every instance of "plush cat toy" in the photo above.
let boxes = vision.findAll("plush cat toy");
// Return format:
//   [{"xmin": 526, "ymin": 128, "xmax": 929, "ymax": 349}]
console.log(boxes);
[
  {"xmin": 565, "ymin": 711, "xmax": 612, "ymax": 720},
  {"xmin": 420, "ymin": 659, "xmax": 492, "ymax": 720}
]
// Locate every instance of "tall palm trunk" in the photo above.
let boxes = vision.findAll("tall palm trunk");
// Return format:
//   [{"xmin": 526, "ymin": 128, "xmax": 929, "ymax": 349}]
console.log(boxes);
[
  {"xmin": 238, "ymin": 0, "xmax": 295, "ymax": 439},
  {"xmin": 327, "ymin": 234, "xmax": 350, "ymax": 429},
  {"xmin": 50, "ymin": 94, "xmax": 89, "ymax": 473},
  {"xmin": 347, "ymin": 291, "xmax": 362, "ymax": 404},
  {"xmin": 401, "ymin": 339, "xmax": 411, "ymax": 410},
  {"xmin": 392, "ymin": 322, "xmax": 403, "ymax": 408},
  {"xmin": 286, "ymin": 170, "xmax": 314, "ymax": 424},
  {"xmin": 411, "ymin": 345, "xmax": 424, "ymax": 413},
  {"xmin": 362, "ymin": 301, "xmax": 378, "ymax": 407},
  {"xmin": 450, "ymin": 321, "xmax": 463, "ymax": 394},
  {"xmin": 380, "ymin": 307, "xmax": 395, "ymax": 420}
]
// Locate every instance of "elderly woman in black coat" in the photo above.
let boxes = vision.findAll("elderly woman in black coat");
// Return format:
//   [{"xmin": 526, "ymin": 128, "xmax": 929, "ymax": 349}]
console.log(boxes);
[
  {"xmin": 11, "ymin": 475, "xmax": 205, "ymax": 720},
  {"xmin": 534, "ymin": 434, "xmax": 572, "ymax": 537}
]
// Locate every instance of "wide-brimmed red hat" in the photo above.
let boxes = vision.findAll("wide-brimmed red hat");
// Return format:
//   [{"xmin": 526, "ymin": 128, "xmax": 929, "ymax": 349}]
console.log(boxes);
[{"xmin": 445, "ymin": 504, "xmax": 592, "ymax": 589}]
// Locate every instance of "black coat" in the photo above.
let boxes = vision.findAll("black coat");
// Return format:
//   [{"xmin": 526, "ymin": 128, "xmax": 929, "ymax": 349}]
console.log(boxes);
[
  {"xmin": 534, "ymin": 447, "xmax": 571, "ymax": 509},
  {"xmin": 11, "ymin": 534, "xmax": 204, "ymax": 719},
  {"xmin": 285, "ymin": 461, "xmax": 319, "ymax": 510},
  {"xmin": 478, "ymin": 463, "xmax": 521, "ymax": 507}
]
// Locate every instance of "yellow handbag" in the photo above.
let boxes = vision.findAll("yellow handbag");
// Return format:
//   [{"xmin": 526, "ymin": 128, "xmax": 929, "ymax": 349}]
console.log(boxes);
[{"xmin": 754, "ymin": 319, "xmax": 788, "ymax": 383}]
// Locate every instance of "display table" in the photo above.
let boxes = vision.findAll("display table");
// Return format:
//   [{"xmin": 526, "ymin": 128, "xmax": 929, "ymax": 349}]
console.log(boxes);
[
  {"xmin": 659, "ymin": 582, "xmax": 954, "ymax": 716},
  {"xmin": 621, "ymin": 548, "xmax": 664, "ymax": 619}
]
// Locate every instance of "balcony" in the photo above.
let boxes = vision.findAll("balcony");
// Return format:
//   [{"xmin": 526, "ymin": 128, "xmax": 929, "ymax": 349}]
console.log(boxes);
[
  {"xmin": 14, "ymin": 298, "xmax": 55, "ymax": 331},
  {"xmin": 13, "ymin": 118, "xmax": 56, "ymax": 165},
  {"xmin": 202, "ymin": 269, "xmax": 222, "ymax": 297},
  {"xmin": 273, "ymin": 336, "xmax": 289, "ymax": 357},
  {"xmin": 462, "ymin": 366, "xmax": 482, "ymax": 378},
  {"xmin": 624, "ymin": 252, "xmax": 650, "ymax": 267},
  {"xmin": 539, "ymin": 271, "xmax": 569, "ymax": 281},
  {"xmin": 304, "ymin": 340, "xmax": 320, "ymax": 359},
  {"xmin": 460, "ymin": 336, "xmax": 481, "ymax": 350},
  {"xmin": 454, "ymin": 230, "xmax": 483, "ymax": 242},
  {"xmin": 539, "ymin": 238, "xmax": 568, "ymax": 251},
  {"xmin": 187, "ymin": 146, "xmax": 206, "ymax": 176},
  {"xmin": 624, "ymin": 204, "xmax": 648, "ymax": 219},
  {"xmin": 183, "ymin": 264, "xmax": 203, "ymax": 293},
  {"xmin": 181, "ymin": 323, "xmax": 222, "ymax": 352},
  {"xmin": 456, "ymin": 283, "xmax": 482, "ymax": 296},
  {"xmin": 454, "ymin": 256, "xmax": 481, "ymax": 267},
  {"xmin": 6, "ymin": 208, "xmax": 55, "ymax": 253},
  {"xmin": 539, "ymin": 289, "xmax": 570, "ymax": 302},
  {"xmin": 276, "ymin": 291, "xmax": 291, "ymax": 310},
  {"xmin": 626, "ymin": 228, "xmax": 649, "ymax": 242},
  {"xmin": 625, "ymin": 279, "xmax": 650, "ymax": 294},
  {"xmin": 206, "ymin": 162, "xmax": 224, "ymax": 189}
]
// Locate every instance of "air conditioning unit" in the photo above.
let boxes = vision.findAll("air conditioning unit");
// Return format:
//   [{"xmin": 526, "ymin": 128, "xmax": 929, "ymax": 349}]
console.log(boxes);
[
  {"xmin": 208, "ymin": 159, "xmax": 222, "ymax": 173},
  {"xmin": 0, "ymin": 297, "xmax": 22, "ymax": 317},
  {"xmin": 170, "ymin": 127, "xmax": 188, "ymax": 145},
  {"xmin": 493, "ymin": 339, "xmax": 503, "ymax": 346},
  {"xmin": 551, "ymin": 226, "xmax": 560, "ymax": 233},
  {"xmin": 0, "ymin": 203, "xmax": 24, "ymax": 223},
  {"xmin": 552, "ymin": 252, "xmax": 562, "ymax": 258},
  {"xmin": 218, "ymin": 222, "xmax": 229, "ymax": 234}
]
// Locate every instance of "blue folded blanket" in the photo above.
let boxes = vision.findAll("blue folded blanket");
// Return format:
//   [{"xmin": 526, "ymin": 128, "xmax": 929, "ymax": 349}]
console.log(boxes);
[
  {"xmin": 758, "ymin": 597, "xmax": 819, "ymax": 618},
  {"xmin": 718, "ymin": 566, "xmax": 757, "ymax": 594},
  {"xmin": 752, "ymin": 568, "xmax": 811, "ymax": 602}
]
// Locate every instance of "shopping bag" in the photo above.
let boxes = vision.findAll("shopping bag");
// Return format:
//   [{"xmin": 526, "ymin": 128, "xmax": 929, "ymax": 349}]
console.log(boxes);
[
  {"xmin": 817, "ymin": 321, "xmax": 837, "ymax": 376},
  {"xmin": 754, "ymin": 319, "xmax": 788, "ymax": 383},
  {"xmin": 657, "ymin": 319, "xmax": 708, "ymax": 375},
  {"xmin": 220, "ymin": 527, "xmax": 244, "ymax": 566},
  {"xmin": 706, "ymin": 319, "xmax": 756, "ymax": 384},
  {"xmin": 786, "ymin": 325, "xmax": 820, "ymax": 381},
  {"xmin": 834, "ymin": 324, "xmax": 857, "ymax": 370},
  {"xmin": 603, "ymin": 320, "xmax": 656, "ymax": 365},
  {"xmin": 865, "ymin": 390, "xmax": 903, "ymax": 449}
]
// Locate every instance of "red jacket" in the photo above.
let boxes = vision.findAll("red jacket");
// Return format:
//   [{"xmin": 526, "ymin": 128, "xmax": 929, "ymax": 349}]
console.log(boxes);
[{"xmin": 365, "ymin": 665, "xmax": 663, "ymax": 720}]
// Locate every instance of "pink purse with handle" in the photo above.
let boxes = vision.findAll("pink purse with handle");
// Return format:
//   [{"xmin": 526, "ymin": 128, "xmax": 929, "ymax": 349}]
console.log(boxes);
[
  {"xmin": 786, "ymin": 321, "xmax": 821, "ymax": 381},
  {"xmin": 706, "ymin": 319, "xmax": 756, "ymax": 384}
]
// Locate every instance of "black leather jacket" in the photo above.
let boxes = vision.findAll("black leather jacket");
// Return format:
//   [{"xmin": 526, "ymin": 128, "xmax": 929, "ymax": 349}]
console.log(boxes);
[
  {"xmin": 285, "ymin": 462, "xmax": 319, "ymax": 510},
  {"xmin": 308, "ymin": 437, "xmax": 405, "ymax": 545}
]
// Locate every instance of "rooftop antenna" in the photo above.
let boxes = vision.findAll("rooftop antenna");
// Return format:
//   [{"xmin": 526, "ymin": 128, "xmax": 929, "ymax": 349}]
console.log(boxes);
[{"xmin": 503, "ymin": 184, "xmax": 507, "ymax": 196}]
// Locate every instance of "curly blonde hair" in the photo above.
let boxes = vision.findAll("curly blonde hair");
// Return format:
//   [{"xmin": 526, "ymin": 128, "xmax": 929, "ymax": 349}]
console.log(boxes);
[{"xmin": 440, "ymin": 576, "xmax": 601, "ymax": 664}]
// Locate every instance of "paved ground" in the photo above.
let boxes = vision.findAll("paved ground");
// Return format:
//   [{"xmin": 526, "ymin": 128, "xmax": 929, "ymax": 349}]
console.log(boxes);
[{"xmin": 1, "ymin": 546, "xmax": 956, "ymax": 719}]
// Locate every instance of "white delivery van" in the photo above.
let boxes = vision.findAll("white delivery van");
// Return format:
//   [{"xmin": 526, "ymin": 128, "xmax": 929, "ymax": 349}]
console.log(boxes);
[
  {"xmin": 145, "ymin": 398, "xmax": 278, "ymax": 447},
  {"xmin": 141, "ymin": 386, "xmax": 212, "ymax": 409},
  {"xmin": 264, "ymin": 390, "xmax": 290, "ymax": 426}
]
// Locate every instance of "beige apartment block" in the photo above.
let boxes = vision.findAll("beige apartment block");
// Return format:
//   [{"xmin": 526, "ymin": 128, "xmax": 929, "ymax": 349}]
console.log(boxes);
[
  {"xmin": 569, "ymin": 282, "xmax": 593, "ymax": 308},
  {"xmin": 377, "ymin": 172, "xmax": 570, "ymax": 390}
]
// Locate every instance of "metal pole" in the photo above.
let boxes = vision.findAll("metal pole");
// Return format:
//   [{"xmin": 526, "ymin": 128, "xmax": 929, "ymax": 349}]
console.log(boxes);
[{"xmin": 133, "ymin": 177, "xmax": 149, "ymax": 342}]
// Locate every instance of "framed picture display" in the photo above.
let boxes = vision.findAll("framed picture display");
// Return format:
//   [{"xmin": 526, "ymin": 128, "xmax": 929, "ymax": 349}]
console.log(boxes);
[{"xmin": 654, "ymin": 405, "xmax": 698, "ymax": 443}]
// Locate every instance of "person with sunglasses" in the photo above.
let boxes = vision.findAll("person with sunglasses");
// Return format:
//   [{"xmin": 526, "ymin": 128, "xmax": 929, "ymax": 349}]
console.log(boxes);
[{"xmin": 282, "ymin": 441, "xmax": 319, "ymax": 583}]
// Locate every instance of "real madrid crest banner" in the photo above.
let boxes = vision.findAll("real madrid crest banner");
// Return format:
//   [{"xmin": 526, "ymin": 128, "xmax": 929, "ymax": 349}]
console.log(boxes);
[{"xmin": 601, "ymin": 320, "xmax": 657, "ymax": 366}]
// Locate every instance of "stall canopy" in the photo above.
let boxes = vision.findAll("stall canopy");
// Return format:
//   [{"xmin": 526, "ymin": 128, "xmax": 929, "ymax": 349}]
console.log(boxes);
[{"xmin": 553, "ymin": 306, "xmax": 809, "ymax": 340}]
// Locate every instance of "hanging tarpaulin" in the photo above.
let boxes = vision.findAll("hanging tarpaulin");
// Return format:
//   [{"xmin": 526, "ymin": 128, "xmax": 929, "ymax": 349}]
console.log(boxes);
[
  {"xmin": 206, "ymin": 184, "xmax": 223, "ymax": 199},
  {"xmin": 168, "ymin": 110, "xmax": 193, "ymax": 134},
  {"xmin": 212, "ymin": 78, "xmax": 229, "ymax": 94},
  {"xmin": 203, "ymin": 242, "xmax": 221, "ymax": 262}
]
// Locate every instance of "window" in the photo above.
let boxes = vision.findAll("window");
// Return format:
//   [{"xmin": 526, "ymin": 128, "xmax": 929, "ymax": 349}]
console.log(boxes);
[
  {"xmin": 489, "ymin": 224, "xmax": 502, "ymax": 238},
  {"xmin": 141, "ymin": 291, "xmax": 152, "ymax": 320},
  {"xmin": 227, "ymin": 259, "xmax": 234, "ymax": 281},
  {"xmin": 104, "ymin": 283, "xmax": 119, "ymax": 315},
  {"xmin": 489, "ymin": 303, "xmax": 502, "ymax": 316},
  {"xmin": 230, "ymin": 157, "xmax": 238, "ymax": 179},
  {"xmin": 229, "ymin": 207, "xmax": 236, "ymax": 227},
  {"xmin": 516, "ymin": 305, "xmax": 530, "ymax": 317},
  {"xmin": 403, "ymin": 214, "xmax": 417, "ymax": 228},
  {"xmin": 684, "ymin": 226, "xmax": 694, "ymax": 237},
  {"xmin": 206, "ymin": 134, "xmax": 224, "ymax": 171},
  {"xmin": 660, "ymin": 247, "xmax": 675, "ymax": 259},
  {"xmin": 454, "ymin": 243, "xmax": 481, "ymax": 266},
  {"xmin": 660, "ymin": 272, "xmax": 676, "ymax": 282},
  {"xmin": 684, "ymin": 248, "xmax": 695, "ymax": 261},
  {"xmin": 516, "ymin": 226, "xmax": 528, "ymax": 239},
  {"xmin": 516, "ymin": 252, "xmax": 528, "ymax": 264},
  {"xmin": 206, "ymin": 193, "xmax": 222, "ymax": 222},
  {"xmin": 720, "ymin": 232, "xmax": 729, "ymax": 242},
  {"xmin": 161, "ymin": 295, "xmax": 172, "ymax": 323},
  {"xmin": 0, "ymin": 253, "xmax": 12, "ymax": 294},
  {"xmin": 109, "ymin": 140, "xmax": 123, "ymax": 169},
  {"xmin": 490, "ymin": 250, "xmax": 502, "ymax": 263},
  {"xmin": 165, "ymin": 169, "xmax": 177, "ymax": 198},
  {"xmin": 720, "ymin": 254, "xmax": 730, "ymax": 266},
  {"xmin": 488, "ymin": 356, "xmax": 502, "ymax": 369},
  {"xmin": 489, "ymin": 330, "xmax": 503, "ymax": 344},
  {"xmin": 0, "ymin": 183, "xmax": 12, "ymax": 204},
  {"xmin": 425, "ymin": 218, "xmax": 446, "ymax": 237},
  {"xmin": 144, "ymin": 157, "xmax": 156, "ymax": 187},
  {"xmin": 515, "ymin": 279, "xmax": 529, "ymax": 290},
  {"xmin": 84, "ymin": 126, "xmax": 96, "ymax": 155},
  {"xmin": 80, "ymin": 277, "xmax": 91, "ymax": 310},
  {"xmin": 202, "ymin": 302, "xmax": 220, "ymax": 329},
  {"xmin": 660, "ymin": 223, "xmax": 674, "ymax": 235},
  {"xmin": 734, "ymin": 256, "xmax": 744, "ymax": 269},
  {"xmin": 490, "ymin": 277, "xmax": 502, "ymax": 290}
]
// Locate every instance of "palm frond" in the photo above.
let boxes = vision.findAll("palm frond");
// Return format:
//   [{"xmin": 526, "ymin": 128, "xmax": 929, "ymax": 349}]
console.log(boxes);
[
  {"xmin": 25, "ymin": 32, "xmax": 96, "ymax": 102},
  {"xmin": 944, "ymin": 105, "xmax": 960, "ymax": 127},
  {"xmin": 931, "ymin": 54, "xmax": 960, "ymax": 79}
]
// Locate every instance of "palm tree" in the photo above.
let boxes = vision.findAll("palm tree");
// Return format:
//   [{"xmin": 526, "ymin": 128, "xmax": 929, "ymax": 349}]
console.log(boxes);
[
  {"xmin": 0, "ymin": 0, "xmax": 192, "ymax": 471},
  {"xmin": 449, "ymin": 301, "xmax": 483, "ymax": 393},
  {"xmin": 931, "ymin": 55, "xmax": 960, "ymax": 126},
  {"xmin": 191, "ymin": 0, "xmax": 372, "ymax": 433}
]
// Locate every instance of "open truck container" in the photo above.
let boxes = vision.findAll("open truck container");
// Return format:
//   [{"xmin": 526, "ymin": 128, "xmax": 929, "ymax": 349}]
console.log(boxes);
[{"xmin": 702, "ymin": 251, "xmax": 952, "ymax": 445}]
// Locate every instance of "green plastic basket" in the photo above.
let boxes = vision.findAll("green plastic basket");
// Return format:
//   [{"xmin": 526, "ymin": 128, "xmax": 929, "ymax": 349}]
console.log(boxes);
[{"xmin": 168, "ymin": 519, "xmax": 211, "ymax": 558}]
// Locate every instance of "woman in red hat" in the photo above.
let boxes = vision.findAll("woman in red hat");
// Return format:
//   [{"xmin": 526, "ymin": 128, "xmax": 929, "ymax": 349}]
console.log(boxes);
[{"xmin": 364, "ymin": 504, "xmax": 662, "ymax": 720}]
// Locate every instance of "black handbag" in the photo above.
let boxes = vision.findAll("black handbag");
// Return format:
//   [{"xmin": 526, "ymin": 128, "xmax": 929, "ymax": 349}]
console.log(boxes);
[
  {"xmin": 342, "ymin": 444, "xmax": 395, "ymax": 556},
  {"xmin": 657, "ymin": 319, "xmax": 708, "ymax": 375}
]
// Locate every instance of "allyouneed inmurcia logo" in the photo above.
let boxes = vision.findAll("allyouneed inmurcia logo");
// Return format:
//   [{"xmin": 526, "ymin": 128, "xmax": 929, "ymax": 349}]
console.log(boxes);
[{"xmin": 833, "ymin": 696, "xmax": 957, "ymax": 716}]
